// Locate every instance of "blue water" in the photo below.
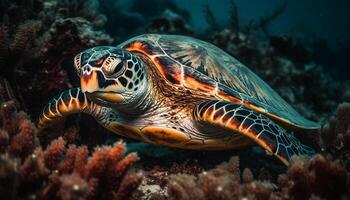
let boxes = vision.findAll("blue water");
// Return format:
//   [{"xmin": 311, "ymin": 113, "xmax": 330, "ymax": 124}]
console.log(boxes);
[
  {"xmin": 172, "ymin": 0, "xmax": 350, "ymax": 47},
  {"xmin": 111, "ymin": 0, "xmax": 349, "ymax": 79}
]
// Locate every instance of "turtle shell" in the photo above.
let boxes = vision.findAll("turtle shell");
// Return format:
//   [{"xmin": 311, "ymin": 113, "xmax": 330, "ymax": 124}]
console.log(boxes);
[{"xmin": 119, "ymin": 34, "xmax": 320, "ymax": 130}]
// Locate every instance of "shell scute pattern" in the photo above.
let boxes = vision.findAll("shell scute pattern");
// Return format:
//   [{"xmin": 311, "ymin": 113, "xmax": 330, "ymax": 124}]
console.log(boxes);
[{"xmin": 120, "ymin": 34, "xmax": 320, "ymax": 129}]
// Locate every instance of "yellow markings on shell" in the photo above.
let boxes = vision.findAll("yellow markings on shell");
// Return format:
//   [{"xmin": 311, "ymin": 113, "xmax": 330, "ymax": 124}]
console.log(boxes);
[
  {"xmin": 223, "ymin": 118, "xmax": 274, "ymax": 154},
  {"xmin": 216, "ymin": 90, "xmax": 242, "ymax": 104},
  {"xmin": 183, "ymin": 76, "xmax": 215, "ymax": 93},
  {"xmin": 125, "ymin": 42, "xmax": 151, "ymax": 56}
]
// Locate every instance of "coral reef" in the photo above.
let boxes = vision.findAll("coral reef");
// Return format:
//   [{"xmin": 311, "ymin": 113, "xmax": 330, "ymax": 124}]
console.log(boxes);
[
  {"xmin": 0, "ymin": 0, "xmax": 349, "ymax": 200},
  {"xmin": 0, "ymin": 0, "xmax": 113, "ymax": 115},
  {"xmin": 138, "ymin": 155, "xmax": 348, "ymax": 200},
  {"xmin": 0, "ymin": 0, "xmax": 114, "ymax": 147},
  {"xmin": 282, "ymin": 155, "xmax": 348, "ymax": 200},
  {"xmin": 319, "ymin": 102, "xmax": 350, "ymax": 169},
  {"xmin": 0, "ymin": 101, "xmax": 142, "ymax": 200}
]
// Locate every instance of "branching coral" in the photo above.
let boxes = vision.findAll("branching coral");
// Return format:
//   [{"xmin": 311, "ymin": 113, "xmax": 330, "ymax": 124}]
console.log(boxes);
[
  {"xmin": 0, "ymin": 101, "xmax": 39, "ymax": 159},
  {"xmin": 0, "ymin": 101, "xmax": 142, "ymax": 200},
  {"xmin": 149, "ymin": 155, "xmax": 348, "ymax": 200},
  {"xmin": 280, "ymin": 155, "xmax": 348, "ymax": 200},
  {"xmin": 162, "ymin": 157, "xmax": 278, "ymax": 200},
  {"xmin": 320, "ymin": 102, "xmax": 350, "ymax": 169}
]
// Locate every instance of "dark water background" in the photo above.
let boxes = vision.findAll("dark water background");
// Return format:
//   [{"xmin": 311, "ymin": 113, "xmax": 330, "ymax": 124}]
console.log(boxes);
[
  {"xmin": 174, "ymin": 0, "xmax": 350, "ymax": 44},
  {"xmin": 112, "ymin": 0, "xmax": 350, "ymax": 79}
]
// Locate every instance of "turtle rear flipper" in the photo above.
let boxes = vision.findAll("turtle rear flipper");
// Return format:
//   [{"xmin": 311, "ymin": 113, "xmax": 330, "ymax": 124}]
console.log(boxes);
[{"xmin": 193, "ymin": 100, "xmax": 315, "ymax": 165}]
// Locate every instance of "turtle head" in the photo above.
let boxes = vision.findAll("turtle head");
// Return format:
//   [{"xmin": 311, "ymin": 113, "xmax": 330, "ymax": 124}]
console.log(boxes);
[{"xmin": 74, "ymin": 46, "xmax": 147, "ymax": 106}]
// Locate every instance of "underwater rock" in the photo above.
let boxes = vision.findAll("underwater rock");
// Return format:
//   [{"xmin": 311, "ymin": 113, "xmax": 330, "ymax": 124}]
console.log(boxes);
[{"xmin": 146, "ymin": 9, "xmax": 193, "ymax": 35}]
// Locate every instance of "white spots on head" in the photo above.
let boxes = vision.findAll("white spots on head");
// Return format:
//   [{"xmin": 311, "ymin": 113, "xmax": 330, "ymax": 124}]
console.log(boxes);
[{"xmin": 82, "ymin": 65, "xmax": 92, "ymax": 76}]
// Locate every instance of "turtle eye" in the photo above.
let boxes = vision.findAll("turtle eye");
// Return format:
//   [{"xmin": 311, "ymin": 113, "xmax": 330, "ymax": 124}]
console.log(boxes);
[
  {"xmin": 93, "ymin": 59, "xmax": 104, "ymax": 66},
  {"xmin": 101, "ymin": 56, "xmax": 125, "ymax": 77}
]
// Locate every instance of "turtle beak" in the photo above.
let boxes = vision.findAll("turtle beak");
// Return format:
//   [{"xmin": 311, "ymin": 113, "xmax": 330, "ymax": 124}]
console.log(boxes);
[
  {"xmin": 80, "ymin": 70, "xmax": 99, "ymax": 93},
  {"xmin": 80, "ymin": 70, "xmax": 125, "ymax": 104}
]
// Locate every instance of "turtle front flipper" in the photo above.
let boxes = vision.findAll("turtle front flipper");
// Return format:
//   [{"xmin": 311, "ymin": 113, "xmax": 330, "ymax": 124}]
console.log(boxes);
[
  {"xmin": 193, "ymin": 100, "xmax": 315, "ymax": 165},
  {"xmin": 38, "ymin": 88, "xmax": 95, "ymax": 129},
  {"xmin": 38, "ymin": 88, "xmax": 143, "ymax": 140}
]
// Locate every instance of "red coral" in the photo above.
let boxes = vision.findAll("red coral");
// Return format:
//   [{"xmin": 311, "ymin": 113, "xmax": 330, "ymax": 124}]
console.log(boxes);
[
  {"xmin": 242, "ymin": 168, "xmax": 254, "ymax": 184},
  {"xmin": 114, "ymin": 172, "xmax": 143, "ymax": 200},
  {"xmin": 167, "ymin": 174, "xmax": 205, "ymax": 200},
  {"xmin": 73, "ymin": 146, "xmax": 88, "ymax": 177},
  {"xmin": 44, "ymin": 137, "xmax": 66, "ymax": 170},
  {"xmin": 0, "ymin": 101, "xmax": 142, "ymax": 200},
  {"xmin": 321, "ymin": 102, "xmax": 350, "ymax": 151},
  {"xmin": 165, "ymin": 156, "xmax": 278, "ymax": 200},
  {"xmin": 7, "ymin": 117, "xmax": 37, "ymax": 159},
  {"xmin": 284, "ymin": 155, "xmax": 348, "ymax": 200},
  {"xmin": 162, "ymin": 154, "xmax": 349, "ymax": 200},
  {"xmin": 85, "ymin": 142, "xmax": 140, "ymax": 200},
  {"xmin": 320, "ymin": 102, "xmax": 350, "ymax": 168},
  {"xmin": 0, "ymin": 129, "xmax": 9, "ymax": 152},
  {"xmin": 39, "ymin": 140, "xmax": 141, "ymax": 200},
  {"xmin": 58, "ymin": 173, "xmax": 89, "ymax": 200},
  {"xmin": 58, "ymin": 145, "xmax": 77, "ymax": 174},
  {"xmin": 0, "ymin": 101, "xmax": 38, "ymax": 159},
  {"xmin": 20, "ymin": 148, "xmax": 48, "ymax": 183},
  {"xmin": 0, "ymin": 100, "xmax": 18, "ymax": 135}
]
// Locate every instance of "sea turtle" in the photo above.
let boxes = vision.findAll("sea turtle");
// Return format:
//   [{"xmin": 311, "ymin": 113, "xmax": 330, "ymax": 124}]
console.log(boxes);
[{"xmin": 38, "ymin": 34, "xmax": 319, "ymax": 165}]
